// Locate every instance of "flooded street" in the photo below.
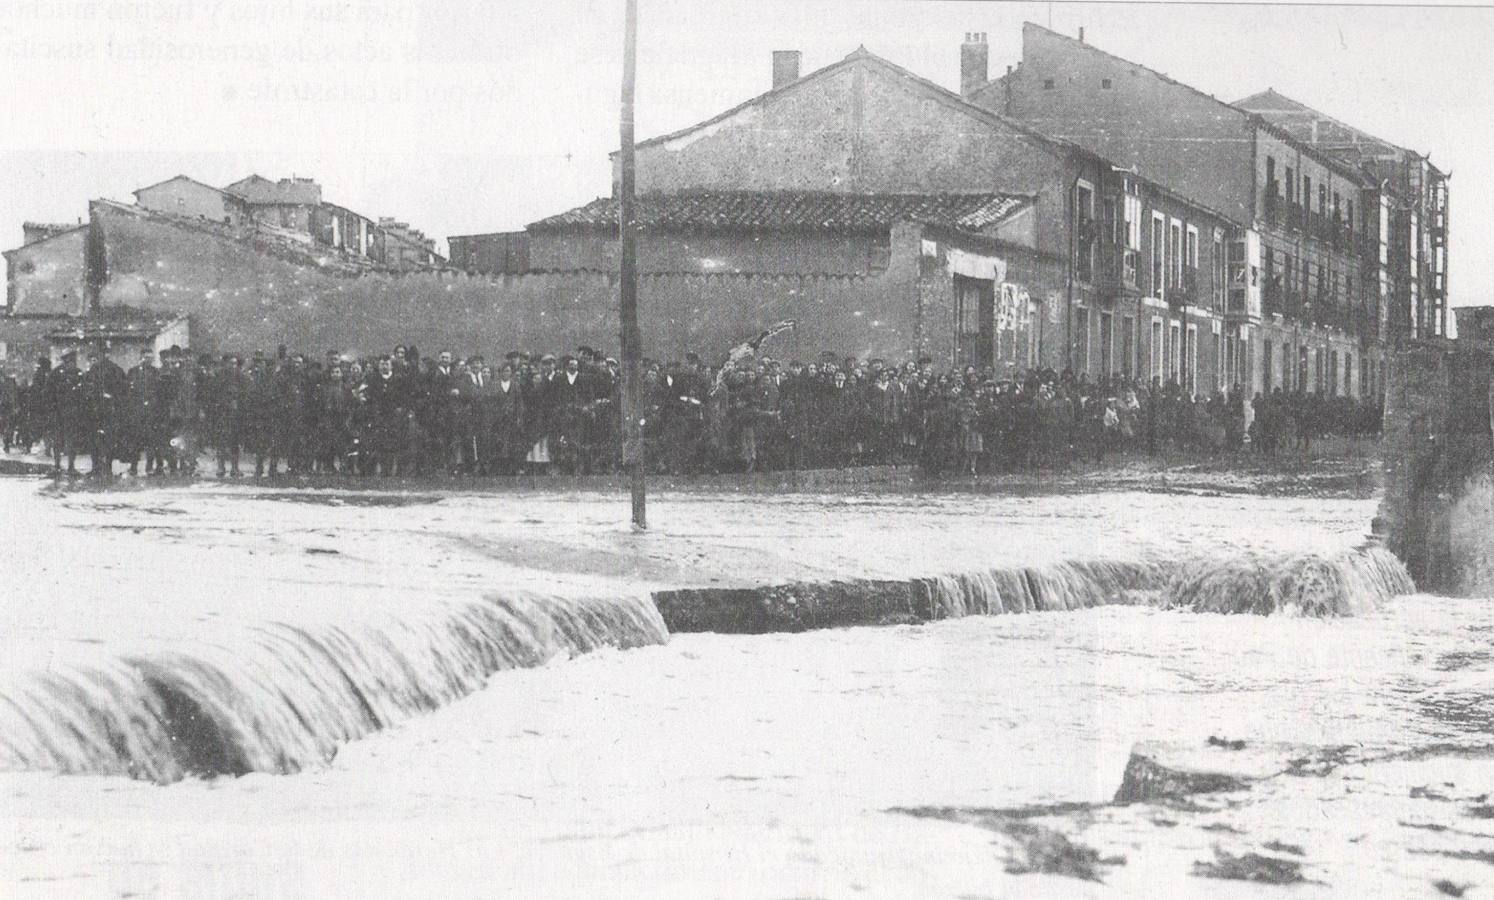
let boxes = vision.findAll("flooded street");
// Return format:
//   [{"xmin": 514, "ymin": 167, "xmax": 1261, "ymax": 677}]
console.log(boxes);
[{"xmin": 2, "ymin": 478, "xmax": 1490, "ymax": 896}]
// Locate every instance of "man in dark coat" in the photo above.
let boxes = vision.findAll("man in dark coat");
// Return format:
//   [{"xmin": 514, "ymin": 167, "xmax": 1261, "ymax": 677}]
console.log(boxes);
[
  {"xmin": 80, "ymin": 347, "xmax": 128, "ymax": 481},
  {"xmin": 426, "ymin": 349, "xmax": 460, "ymax": 473},
  {"xmin": 213, "ymin": 355, "xmax": 248, "ymax": 477},
  {"xmin": 49, "ymin": 351, "xmax": 84, "ymax": 476},
  {"xmin": 247, "ymin": 351, "xmax": 280, "ymax": 477},
  {"xmin": 125, "ymin": 348, "xmax": 163, "ymax": 476}
]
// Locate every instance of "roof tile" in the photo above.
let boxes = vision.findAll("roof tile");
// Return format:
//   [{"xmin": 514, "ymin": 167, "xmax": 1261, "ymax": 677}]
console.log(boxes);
[{"xmin": 528, "ymin": 191, "xmax": 1029, "ymax": 233}]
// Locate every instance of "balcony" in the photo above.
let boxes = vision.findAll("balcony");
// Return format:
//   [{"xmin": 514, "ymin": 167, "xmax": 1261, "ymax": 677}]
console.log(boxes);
[
  {"xmin": 1095, "ymin": 245, "xmax": 1140, "ymax": 298},
  {"xmin": 1263, "ymin": 188, "xmax": 1282, "ymax": 228},
  {"xmin": 1168, "ymin": 267, "xmax": 1199, "ymax": 310},
  {"xmin": 1263, "ymin": 277, "xmax": 1283, "ymax": 317}
]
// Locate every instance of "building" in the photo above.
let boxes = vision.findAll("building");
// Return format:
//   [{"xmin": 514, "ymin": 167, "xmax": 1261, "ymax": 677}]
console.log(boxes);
[
  {"xmin": 966, "ymin": 23, "xmax": 1450, "ymax": 401},
  {"xmin": 1234, "ymin": 89, "xmax": 1450, "ymax": 342},
  {"xmin": 447, "ymin": 231, "xmax": 529, "ymax": 275},
  {"xmin": 224, "ymin": 175, "xmax": 323, "ymax": 234},
  {"xmin": 529, "ymin": 189, "xmax": 1056, "ymax": 369},
  {"xmin": 45, "ymin": 307, "xmax": 190, "ymax": 370},
  {"xmin": 133, "ymin": 175, "xmax": 251, "ymax": 229},
  {"xmin": 378, "ymin": 219, "xmax": 442, "ymax": 268},
  {"xmin": 513, "ymin": 44, "xmax": 1239, "ymax": 384}
]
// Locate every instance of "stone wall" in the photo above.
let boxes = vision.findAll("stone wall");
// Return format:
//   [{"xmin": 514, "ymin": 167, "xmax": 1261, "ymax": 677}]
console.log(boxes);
[
  {"xmin": 1378, "ymin": 339, "xmax": 1494, "ymax": 592},
  {"xmin": 89, "ymin": 197, "xmax": 942, "ymax": 361},
  {"xmin": 3, "ymin": 226, "xmax": 90, "ymax": 316}
]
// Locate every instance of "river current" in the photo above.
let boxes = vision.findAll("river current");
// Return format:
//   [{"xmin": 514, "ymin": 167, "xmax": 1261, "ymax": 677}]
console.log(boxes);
[{"xmin": 2, "ymin": 478, "xmax": 1488, "ymax": 897}]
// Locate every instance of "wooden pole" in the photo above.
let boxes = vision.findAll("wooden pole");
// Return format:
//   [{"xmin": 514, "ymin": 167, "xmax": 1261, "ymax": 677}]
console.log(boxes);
[{"xmin": 619, "ymin": 0, "xmax": 646, "ymax": 531}]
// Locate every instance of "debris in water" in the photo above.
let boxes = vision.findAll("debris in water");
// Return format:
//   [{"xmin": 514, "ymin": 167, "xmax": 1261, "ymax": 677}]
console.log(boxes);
[
  {"xmin": 1192, "ymin": 848, "xmax": 1307, "ymax": 884},
  {"xmin": 889, "ymin": 807, "xmax": 1123, "ymax": 882},
  {"xmin": 1434, "ymin": 880, "xmax": 1471, "ymax": 897},
  {"xmin": 1262, "ymin": 840, "xmax": 1305, "ymax": 856},
  {"xmin": 1207, "ymin": 736, "xmax": 1247, "ymax": 751}
]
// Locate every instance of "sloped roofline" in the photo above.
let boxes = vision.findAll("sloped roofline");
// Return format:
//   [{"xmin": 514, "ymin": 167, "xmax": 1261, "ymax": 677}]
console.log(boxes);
[
  {"xmin": 1232, "ymin": 87, "xmax": 1434, "ymax": 168},
  {"xmin": 620, "ymin": 45, "xmax": 1077, "ymax": 157},
  {"xmin": 525, "ymin": 189, "xmax": 1037, "ymax": 233},
  {"xmin": 1012, "ymin": 22, "xmax": 1371, "ymax": 186},
  {"xmin": 2, "ymin": 222, "xmax": 90, "ymax": 259},
  {"xmin": 133, "ymin": 174, "xmax": 246, "ymax": 202}
]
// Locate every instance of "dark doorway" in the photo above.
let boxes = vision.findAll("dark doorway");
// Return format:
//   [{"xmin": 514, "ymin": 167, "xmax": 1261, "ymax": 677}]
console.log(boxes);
[{"xmin": 954, "ymin": 275, "xmax": 995, "ymax": 369}]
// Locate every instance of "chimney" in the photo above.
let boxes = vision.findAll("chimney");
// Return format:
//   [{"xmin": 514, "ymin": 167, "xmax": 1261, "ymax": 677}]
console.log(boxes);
[
  {"xmin": 772, "ymin": 50, "xmax": 801, "ymax": 89},
  {"xmin": 1079, "ymin": 27, "xmax": 1085, "ymax": 43},
  {"xmin": 961, "ymin": 32, "xmax": 989, "ymax": 97}
]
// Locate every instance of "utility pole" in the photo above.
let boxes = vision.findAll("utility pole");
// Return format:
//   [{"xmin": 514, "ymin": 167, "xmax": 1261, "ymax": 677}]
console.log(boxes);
[{"xmin": 619, "ymin": 0, "xmax": 646, "ymax": 531}]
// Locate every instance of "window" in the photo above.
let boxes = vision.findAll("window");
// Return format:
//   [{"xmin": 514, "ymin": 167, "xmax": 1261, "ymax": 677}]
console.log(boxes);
[
  {"xmin": 1168, "ymin": 218, "xmax": 1183, "ymax": 293},
  {"xmin": 1123, "ymin": 192, "xmax": 1142, "ymax": 286},
  {"xmin": 1217, "ymin": 331, "xmax": 1226, "ymax": 390},
  {"xmin": 1121, "ymin": 315, "xmax": 1135, "ymax": 378},
  {"xmin": 1184, "ymin": 324, "xmax": 1198, "ymax": 395},
  {"xmin": 1319, "ymin": 184, "xmax": 1327, "ymax": 216},
  {"xmin": 1213, "ymin": 230, "xmax": 1225, "ymax": 310},
  {"xmin": 1102, "ymin": 78, "xmax": 1112, "ymax": 89},
  {"xmin": 1266, "ymin": 156, "xmax": 1276, "ymax": 190},
  {"xmin": 1099, "ymin": 312, "xmax": 1114, "ymax": 377},
  {"xmin": 1043, "ymin": 78, "xmax": 1055, "ymax": 89},
  {"xmin": 1124, "ymin": 195, "xmax": 1142, "ymax": 250},
  {"xmin": 1347, "ymin": 200, "xmax": 1355, "ymax": 236},
  {"xmin": 1075, "ymin": 181, "xmax": 1095, "ymax": 284},
  {"xmin": 1150, "ymin": 318, "xmax": 1164, "ymax": 380},
  {"xmin": 1285, "ymin": 167, "xmax": 1295, "ymax": 202},
  {"xmin": 1169, "ymin": 321, "xmax": 1183, "ymax": 383},
  {"xmin": 1104, "ymin": 197, "xmax": 1118, "ymax": 246},
  {"xmin": 1264, "ymin": 339, "xmax": 1274, "ymax": 389},
  {"xmin": 1150, "ymin": 212, "xmax": 1166, "ymax": 296},
  {"xmin": 1076, "ymin": 307, "xmax": 1090, "ymax": 375}
]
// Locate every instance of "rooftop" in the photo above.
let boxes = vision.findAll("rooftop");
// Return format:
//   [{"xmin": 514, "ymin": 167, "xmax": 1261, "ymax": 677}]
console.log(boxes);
[
  {"xmin": 527, "ymin": 191, "xmax": 1031, "ymax": 233},
  {"xmin": 224, "ymin": 174, "xmax": 323, "ymax": 205}
]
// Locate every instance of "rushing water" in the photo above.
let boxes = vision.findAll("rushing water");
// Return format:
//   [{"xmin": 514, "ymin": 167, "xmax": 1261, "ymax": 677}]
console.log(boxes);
[{"xmin": 0, "ymin": 477, "xmax": 1473, "ymax": 897}]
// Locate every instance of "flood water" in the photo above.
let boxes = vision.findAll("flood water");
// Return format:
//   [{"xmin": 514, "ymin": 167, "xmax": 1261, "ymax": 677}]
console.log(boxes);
[{"xmin": 2, "ymin": 478, "xmax": 1489, "ymax": 897}]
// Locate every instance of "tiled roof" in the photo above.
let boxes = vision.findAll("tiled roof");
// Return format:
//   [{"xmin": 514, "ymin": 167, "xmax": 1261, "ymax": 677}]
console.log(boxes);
[{"xmin": 527, "ymin": 191, "xmax": 1030, "ymax": 233}]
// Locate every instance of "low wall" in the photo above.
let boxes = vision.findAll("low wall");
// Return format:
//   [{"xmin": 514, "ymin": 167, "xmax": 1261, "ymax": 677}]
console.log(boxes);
[{"xmin": 92, "ymin": 200, "xmax": 924, "ymax": 361}]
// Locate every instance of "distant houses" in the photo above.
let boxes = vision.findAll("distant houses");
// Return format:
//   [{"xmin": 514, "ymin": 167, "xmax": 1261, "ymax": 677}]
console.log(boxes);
[{"xmin": 1, "ymin": 174, "xmax": 445, "ymax": 366}]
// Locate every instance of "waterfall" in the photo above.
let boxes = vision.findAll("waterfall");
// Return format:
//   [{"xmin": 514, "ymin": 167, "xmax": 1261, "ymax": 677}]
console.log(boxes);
[
  {"xmin": 921, "ymin": 558, "xmax": 1164, "ymax": 618},
  {"xmin": 1163, "ymin": 544, "xmax": 1414, "ymax": 616},
  {"xmin": 919, "ymin": 545, "xmax": 1411, "ymax": 621},
  {"xmin": 0, "ymin": 590, "xmax": 666, "ymax": 784}
]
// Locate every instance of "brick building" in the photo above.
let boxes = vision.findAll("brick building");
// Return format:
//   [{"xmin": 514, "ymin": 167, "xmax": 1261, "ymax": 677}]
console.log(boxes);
[
  {"xmin": 518, "ymin": 45, "xmax": 1240, "ymax": 384},
  {"xmin": 967, "ymin": 23, "xmax": 1451, "ymax": 401},
  {"xmin": 447, "ymin": 232, "xmax": 530, "ymax": 275}
]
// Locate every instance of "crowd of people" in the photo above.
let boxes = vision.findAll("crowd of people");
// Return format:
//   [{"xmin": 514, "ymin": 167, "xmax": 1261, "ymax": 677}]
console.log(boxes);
[{"xmin": 0, "ymin": 342, "xmax": 1383, "ymax": 481}]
